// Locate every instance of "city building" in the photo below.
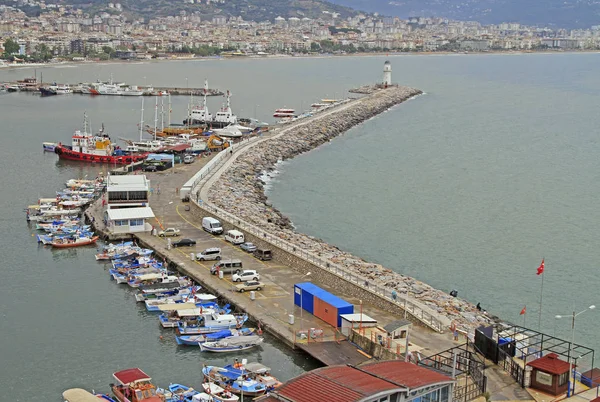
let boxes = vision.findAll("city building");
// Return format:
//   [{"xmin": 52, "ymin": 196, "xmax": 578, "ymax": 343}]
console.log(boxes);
[{"xmin": 103, "ymin": 174, "xmax": 155, "ymax": 234}]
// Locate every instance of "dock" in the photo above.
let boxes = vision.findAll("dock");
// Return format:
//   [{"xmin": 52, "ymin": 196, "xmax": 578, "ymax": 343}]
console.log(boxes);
[{"xmin": 83, "ymin": 91, "xmax": 460, "ymax": 367}]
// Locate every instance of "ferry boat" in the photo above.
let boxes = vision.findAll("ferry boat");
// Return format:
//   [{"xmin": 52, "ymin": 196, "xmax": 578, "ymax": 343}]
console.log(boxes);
[
  {"xmin": 54, "ymin": 113, "xmax": 148, "ymax": 164},
  {"xmin": 273, "ymin": 108, "xmax": 295, "ymax": 118}
]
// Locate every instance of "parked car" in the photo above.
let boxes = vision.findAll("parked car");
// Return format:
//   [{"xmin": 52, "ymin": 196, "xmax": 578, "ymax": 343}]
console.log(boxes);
[
  {"xmin": 196, "ymin": 247, "xmax": 222, "ymax": 261},
  {"xmin": 158, "ymin": 228, "xmax": 180, "ymax": 237},
  {"xmin": 172, "ymin": 238, "xmax": 196, "ymax": 247},
  {"xmin": 210, "ymin": 259, "xmax": 243, "ymax": 275},
  {"xmin": 142, "ymin": 164, "xmax": 158, "ymax": 172},
  {"xmin": 235, "ymin": 281, "xmax": 264, "ymax": 292},
  {"xmin": 232, "ymin": 269, "xmax": 260, "ymax": 282},
  {"xmin": 240, "ymin": 242, "xmax": 257, "ymax": 253},
  {"xmin": 183, "ymin": 154, "xmax": 195, "ymax": 164},
  {"xmin": 253, "ymin": 248, "xmax": 272, "ymax": 261}
]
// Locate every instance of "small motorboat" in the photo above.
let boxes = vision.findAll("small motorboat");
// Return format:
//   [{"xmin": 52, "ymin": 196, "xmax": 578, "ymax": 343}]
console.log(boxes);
[
  {"xmin": 200, "ymin": 382, "xmax": 239, "ymax": 401},
  {"xmin": 43, "ymin": 142, "xmax": 57, "ymax": 152},
  {"xmin": 176, "ymin": 328, "xmax": 255, "ymax": 346},
  {"xmin": 157, "ymin": 383, "xmax": 199, "ymax": 401},
  {"xmin": 199, "ymin": 335, "xmax": 263, "ymax": 353},
  {"xmin": 201, "ymin": 365, "xmax": 266, "ymax": 397},
  {"xmin": 52, "ymin": 235, "xmax": 99, "ymax": 248},
  {"xmin": 111, "ymin": 368, "xmax": 164, "ymax": 402},
  {"xmin": 62, "ymin": 388, "xmax": 117, "ymax": 401}
]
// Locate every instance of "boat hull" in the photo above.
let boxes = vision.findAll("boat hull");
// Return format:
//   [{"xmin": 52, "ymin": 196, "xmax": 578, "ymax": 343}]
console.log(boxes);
[
  {"xmin": 55, "ymin": 145, "xmax": 147, "ymax": 164},
  {"xmin": 52, "ymin": 236, "xmax": 99, "ymax": 248}
]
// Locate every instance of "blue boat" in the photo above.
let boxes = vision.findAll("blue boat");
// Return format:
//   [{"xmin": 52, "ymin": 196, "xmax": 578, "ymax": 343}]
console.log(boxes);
[
  {"xmin": 176, "ymin": 313, "xmax": 248, "ymax": 335},
  {"xmin": 158, "ymin": 383, "xmax": 199, "ymax": 401},
  {"xmin": 202, "ymin": 365, "xmax": 267, "ymax": 397},
  {"xmin": 199, "ymin": 335, "xmax": 263, "ymax": 353},
  {"xmin": 175, "ymin": 328, "xmax": 256, "ymax": 346}
]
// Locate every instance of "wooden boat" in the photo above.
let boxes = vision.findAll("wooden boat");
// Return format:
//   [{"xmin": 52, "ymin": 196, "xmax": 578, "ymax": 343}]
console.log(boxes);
[
  {"xmin": 176, "ymin": 328, "xmax": 255, "ymax": 346},
  {"xmin": 111, "ymin": 368, "xmax": 165, "ymax": 402},
  {"xmin": 63, "ymin": 388, "xmax": 117, "ymax": 401},
  {"xmin": 201, "ymin": 366, "xmax": 266, "ymax": 397},
  {"xmin": 199, "ymin": 335, "xmax": 263, "ymax": 353},
  {"xmin": 52, "ymin": 235, "xmax": 99, "ymax": 248},
  {"xmin": 200, "ymin": 383, "xmax": 238, "ymax": 401}
]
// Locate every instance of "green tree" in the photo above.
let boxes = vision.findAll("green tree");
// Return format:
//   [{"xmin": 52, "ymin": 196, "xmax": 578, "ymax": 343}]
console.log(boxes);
[
  {"xmin": 102, "ymin": 46, "xmax": 115, "ymax": 58},
  {"xmin": 33, "ymin": 43, "xmax": 52, "ymax": 62},
  {"xmin": 3, "ymin": 38, "xmax": 20, "ymax": 55},
  {"xmin": 310, "ymin": 42, "xmax": 321, "ymax": 52}
]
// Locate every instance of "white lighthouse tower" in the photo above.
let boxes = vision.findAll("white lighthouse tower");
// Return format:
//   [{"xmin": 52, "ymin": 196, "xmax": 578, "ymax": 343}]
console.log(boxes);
[{"xmin": 383, "ymin": 60, "xmax": 392, "ymax": 87}]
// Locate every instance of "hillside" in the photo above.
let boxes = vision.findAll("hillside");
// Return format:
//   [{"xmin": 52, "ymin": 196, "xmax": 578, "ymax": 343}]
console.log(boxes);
[
  {"xmin": 53, "ymin": 0, "xmax": 359, "ymax": 21},
  {"xmin": 326, "ymin": 0, "xmax": 600, "ymax": 28}
]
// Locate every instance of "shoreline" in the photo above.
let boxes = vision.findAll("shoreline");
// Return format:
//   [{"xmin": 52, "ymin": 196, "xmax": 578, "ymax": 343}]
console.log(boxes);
[
  {"xmin": 206, "ymin": 85, "xmax": 500, "ymax": 336},
  {"xmin": 1, "ymin": 48, "xmax": 598, "ymax": 71}
]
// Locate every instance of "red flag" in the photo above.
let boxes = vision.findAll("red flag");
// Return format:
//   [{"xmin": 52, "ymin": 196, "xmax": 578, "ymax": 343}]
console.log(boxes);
[
  {"xmin": 520, "ymin": 306, "xmax": 526, "ymax": 315},
  {"xmin": 536, "ymin": 259, "xmax": 545, "ymax": 275}
]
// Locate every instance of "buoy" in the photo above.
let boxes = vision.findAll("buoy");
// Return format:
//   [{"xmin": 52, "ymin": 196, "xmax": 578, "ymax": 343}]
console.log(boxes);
[{"xmin": 159, "ymin": 335, "xmax": 163, "ymax": 340}]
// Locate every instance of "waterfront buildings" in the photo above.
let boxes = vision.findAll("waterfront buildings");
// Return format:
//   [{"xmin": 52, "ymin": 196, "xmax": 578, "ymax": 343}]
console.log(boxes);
[{"xmin": 104, "ymin": 174, "xmax": 155, "ymax": 234}]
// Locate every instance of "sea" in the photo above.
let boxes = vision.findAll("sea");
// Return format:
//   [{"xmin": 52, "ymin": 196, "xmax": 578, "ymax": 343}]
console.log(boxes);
[{"xmin": 0, "ymin": 53, "xmax": 599, "ymax": 400}]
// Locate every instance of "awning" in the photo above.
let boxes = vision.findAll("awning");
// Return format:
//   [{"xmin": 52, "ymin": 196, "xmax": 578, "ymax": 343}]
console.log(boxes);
[{"xmin": 107, "ymin": 207, "xmax": 155, "ymax": 221}]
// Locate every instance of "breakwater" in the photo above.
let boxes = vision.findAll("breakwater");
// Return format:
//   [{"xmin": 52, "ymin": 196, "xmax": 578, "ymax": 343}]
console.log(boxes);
[{"xmin": 204, "ymin": 85, "xmax": 498, "ymax": 335}]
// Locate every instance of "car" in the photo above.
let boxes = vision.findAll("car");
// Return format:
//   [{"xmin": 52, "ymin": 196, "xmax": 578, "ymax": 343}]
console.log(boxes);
[
  {"xmin": 172, "ymin": 238, "xmax": 196, "ymax": 247},
  {"xmin": 142, "ymin": 164, "xmax": 158, "ymax": 172},
  {"xmin": 158, "ymin": 228, "xmax": 180, "ymax": 237},
  {"xmin": 232, "ymin": 269, "xmax": 260, "ymax": 283},
  {"xmin": 183, "ymin": 154, "xmax": 195, "ymax": 164},
  {"xmin": 235, "ymin": 281, "xmax": 264, "ymax": 293},
  {"xmin": 196, "ymin": 247, "xmax": 222, "ymax": 261},
  {"xmin": 240, "ymin": 242, "xmax": 257, "ymax": 253}
]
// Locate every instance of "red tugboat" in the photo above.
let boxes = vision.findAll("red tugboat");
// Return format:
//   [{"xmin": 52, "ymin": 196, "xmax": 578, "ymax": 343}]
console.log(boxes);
[{"xmin": 54, "ymin": 113, "xmax": 148, "ymax": 164}]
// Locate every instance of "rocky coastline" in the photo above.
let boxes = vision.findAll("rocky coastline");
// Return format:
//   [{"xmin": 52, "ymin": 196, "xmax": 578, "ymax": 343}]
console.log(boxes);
[{"xmin": 207, "ymin": 85, "xmax": 498, "ymax": 335}]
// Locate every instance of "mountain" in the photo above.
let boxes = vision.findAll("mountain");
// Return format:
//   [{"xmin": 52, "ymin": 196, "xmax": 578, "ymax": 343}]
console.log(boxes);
[
  {"xmin": 52, "ymin": 0, "xmax": 359, "ymax": 21},
  {"xmin": 325, "ymin": 0, "xmax": 600, "ymax": 28}
]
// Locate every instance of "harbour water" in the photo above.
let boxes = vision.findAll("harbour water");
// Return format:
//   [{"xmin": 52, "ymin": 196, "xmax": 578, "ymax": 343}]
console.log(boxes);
[{"xmin": 1, "ymin": 53, "xmax": 599, "ymax": 399}]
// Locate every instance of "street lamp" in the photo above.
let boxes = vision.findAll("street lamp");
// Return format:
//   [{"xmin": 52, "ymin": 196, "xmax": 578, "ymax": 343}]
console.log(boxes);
[
  {"xmin": 555, "ymin": 305, "xmax": 596, "ymax": 397},
  {"xmin": 300, "ymin": 272, "xmax": 311, "ymax": 324}
]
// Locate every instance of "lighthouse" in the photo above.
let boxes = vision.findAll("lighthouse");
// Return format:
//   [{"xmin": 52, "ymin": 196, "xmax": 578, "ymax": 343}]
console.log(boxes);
[{"xmin": 383, "ymin": 60, "xmax": 392, "ymax": 87}]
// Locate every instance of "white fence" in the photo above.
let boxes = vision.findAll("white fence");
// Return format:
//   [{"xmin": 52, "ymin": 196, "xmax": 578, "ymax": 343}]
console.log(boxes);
[{"xmin": 187, "ymin": 133, "xmax": 450, "ymax": 333}]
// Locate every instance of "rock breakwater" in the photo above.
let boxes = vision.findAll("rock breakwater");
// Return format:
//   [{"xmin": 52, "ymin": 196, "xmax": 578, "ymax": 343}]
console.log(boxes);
[{"xmin": 207, "ymin": 86, "xmax": 497, "ymax": 335}]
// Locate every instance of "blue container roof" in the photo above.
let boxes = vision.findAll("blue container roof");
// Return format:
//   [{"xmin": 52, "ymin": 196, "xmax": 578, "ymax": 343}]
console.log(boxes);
[{"xmin": 294, "ymin": 282, "xmax": 352, "ymax": 309}]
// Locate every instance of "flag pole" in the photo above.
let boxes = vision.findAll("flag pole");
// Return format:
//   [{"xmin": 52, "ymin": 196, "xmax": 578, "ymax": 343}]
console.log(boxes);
[
  {"xmin": 523, "ymin": 305, "xmax": 526, "ymax": 326},
  {"xmin": 538, "ymin": 258, "xmax": 545, "ymax": 330}
]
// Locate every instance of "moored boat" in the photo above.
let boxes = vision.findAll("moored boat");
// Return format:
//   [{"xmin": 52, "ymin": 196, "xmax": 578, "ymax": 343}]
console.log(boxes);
[
  {"xmin": 52, "ymin": 235, "xmax": 99, "ymax": 248},
  {"xmin": 63, "ymin": 388, "xmax": 118, "ymax": 401},
  {"xmin": 111, "ymin": 368, "xmax": 165, "ymax": 402},
  {"xmin": 199, "ymin": 383, "xmax": 238, "ymax": 402},
  {"xmin": 43, "ymin": 142, "xmax": 58, "ymax": 152},
  {"xmin": 202, "ymin": 366, "xmax": 267, "ymax": 397},
  {"xmin": 199, "ymin": 335, "xmax": 263, "ymax": 353},
  {"xmin": 175, "ymin": 328, "xmax": 255, "ymax": 346}
]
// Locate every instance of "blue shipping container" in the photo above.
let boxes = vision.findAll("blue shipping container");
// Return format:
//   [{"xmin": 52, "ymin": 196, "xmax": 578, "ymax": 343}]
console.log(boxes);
[{"xmin": 294, "ymin": 282, "xmax": 324, "ymax": 315}]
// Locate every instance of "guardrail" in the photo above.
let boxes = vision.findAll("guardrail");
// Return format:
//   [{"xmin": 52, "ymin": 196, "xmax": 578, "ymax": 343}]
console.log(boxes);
[{"xmin": 187, "ymin": 114, "xmax": 450, "ymax": 333}]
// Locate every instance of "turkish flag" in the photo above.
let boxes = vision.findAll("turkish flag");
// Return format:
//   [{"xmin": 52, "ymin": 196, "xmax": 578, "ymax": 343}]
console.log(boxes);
[
  {"xmin": 520, "ymin": 306, "xmax": 526, "ymax": 315},
  {"xmin": 536, "ymin": 259, "xmax": 545, "ymax": 275}
]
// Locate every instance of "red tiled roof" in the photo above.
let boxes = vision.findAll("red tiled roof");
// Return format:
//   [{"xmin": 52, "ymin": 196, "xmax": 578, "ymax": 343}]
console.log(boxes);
[
  {"xmin": 527, "ymin": 353, "xmax": 571, "ymax": 375},
  {"xmin": 360, "ymin": 361, "xmax": 453, "ymax": 389}
]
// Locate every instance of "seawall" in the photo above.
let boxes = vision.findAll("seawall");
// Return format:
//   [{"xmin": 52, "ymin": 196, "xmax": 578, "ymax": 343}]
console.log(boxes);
[{"xmin": 201, "ymin": 85, "xmax": 499, "ymax": 335}]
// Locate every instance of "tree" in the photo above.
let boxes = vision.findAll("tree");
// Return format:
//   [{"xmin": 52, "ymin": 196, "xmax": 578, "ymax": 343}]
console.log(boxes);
[
  {"xmin": 3, "ymin": 38, "xmax": 20, "ymax": 55},
  {"xmin": 102, "ymin": 46, "xmax": 115, "ymax": 58}
]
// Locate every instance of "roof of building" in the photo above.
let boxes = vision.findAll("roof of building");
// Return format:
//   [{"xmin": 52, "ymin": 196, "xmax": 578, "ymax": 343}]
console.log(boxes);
[
  {"xmin": 107, "ymin": 206, "xmax": 155, "ymax": 221},
  {"xmin": 383, "ymin": 319, "xmax": 412, "ymax": 333},
  {"xmin": 107, "ymin": 174, "xmax": 149, "ymax": 191},
  {"xmin": 527, "ymin": 353, "xmax": 571, "ymax": 374},
  {"xmin": 360, "ymin": 361, "xmax": 453, "ymax": 390},
  {"xmin": 256, "ymin": 361, "xmax": 453, "ymax": 402},
  {"xmin": 339, "ymin": 313, "xmax": 377, "ymax": 323}
]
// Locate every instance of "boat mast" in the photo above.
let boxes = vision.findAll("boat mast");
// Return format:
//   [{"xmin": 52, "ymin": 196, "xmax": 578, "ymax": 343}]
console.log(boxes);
[
  {"xmin": 203, "ymin": 79, "xmax": 208, "ymax": 114},
  {"xmin": 160, "ymin": 96, "xmax": 165, "ymax": 133},
  {"xmin": 153, "ymin": 96, "xmax": 158, "ymax": 141},
  {"xmin": 168, "ymin": 93, "xmax": 172, "ymax": 127},
  {"xmin": 139, "ymin": 96, "xmax": 145, "ymax": 142}
]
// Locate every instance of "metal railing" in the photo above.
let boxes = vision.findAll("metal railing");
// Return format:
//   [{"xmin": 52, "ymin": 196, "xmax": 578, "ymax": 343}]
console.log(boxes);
[{"xmin": 187, "ymin": 115, "xmax": 450, "ymax": 334}]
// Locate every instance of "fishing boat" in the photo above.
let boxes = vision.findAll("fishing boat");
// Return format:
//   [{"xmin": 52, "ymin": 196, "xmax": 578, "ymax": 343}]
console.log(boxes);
[
  {"xmin": 52, "ymin": 235, "xmax": 99, "ymax": 248},
  {"xmin": 111, "ymin": 368, "xmax": 164, "ymax": 402},
  {"xmin": 54, "ymin": 113, "xmax": 148, "ymax": 165},
  {"xmin": 199, "ymin": 383, "xmax": 238, "ymax": 402},
  {"xmin": 176, "ymin": 313, "xmax": 248, "ymax": 335},
  {"xmin": 40, "ymin": 86, "xmax": 57, "ymax": 96},
  {"xmin": 201, "ymin": 366, "xmax": 267, "ymax": 397},
  {"xmin": 199, "ymin": 335, "xmax": 263, "ymax": 353},
  {"xmin": 240, "ymin": 362, "xmax": 282, "ymax": 390},
  {"xmin": 157, "ymin": 383, "xmax": 199, "ymax": 402},
  {"xmin": 175, "ymin": 328, "xmax": 255, "ymax": 346},
  {"xmin": 158, "ymin": 303, "xmax": 204, "ymax": 328}
]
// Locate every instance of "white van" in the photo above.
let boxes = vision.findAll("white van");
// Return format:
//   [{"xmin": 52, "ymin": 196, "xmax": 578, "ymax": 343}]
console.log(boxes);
[
  {"xmin": 202, "ymin": 217, "xmax": 223, "ymax": 235},
  {"xmin": 224, "ymin": 229, "xmax": 245, "ymax": 245}
]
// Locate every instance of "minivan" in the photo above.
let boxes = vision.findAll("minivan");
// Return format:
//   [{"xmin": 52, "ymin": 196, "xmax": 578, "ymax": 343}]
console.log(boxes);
[
  {"xmin": 184, "ymin": 154, "xmax": 194, "ymax": 164},
  {"xmin": 211, "ymin": 259, "xmax": 243, "ymax": 275},
  {"xmin": 253, "ymin": 248, "xmax": 272, "ymax": 261},
  {"xmin": 196, "ymin": 247, "xmax": 222, "ymax": 261},
  {"xmin": 202, "ymin": 217, "xmax": 223, "ymax": 235},
  {"xmin": 224, "ymin": 229, "xmax": 245, "ymax": 245}
]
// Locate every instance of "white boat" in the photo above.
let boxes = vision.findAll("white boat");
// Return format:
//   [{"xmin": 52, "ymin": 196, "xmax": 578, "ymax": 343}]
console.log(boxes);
[
  {"xmin": 200, "ymin": 383, "xmax": 239, "ymax": 401},
  {"xmin": 211, "ymin": 90, "xmax": 237, "ymax": 128},
  {"xmin": 273, "ymin": 108, "xmax": 295, "ymax": 118},
  {"xmin": 56, "ymin": 84, "xmax": 72, "ymax": 94},
  {"xmin": 212, "ymin": 126, "xmax": 243, "ymax": 138},
  {"xmin": 189, "ymin": 79, "xmax": 213, "ymax": 124},
  {"xmin": 43, "ymin": 142, "xmax": 57, "ymax": 152},
  {"xmin": 200, "ymin": 335, "xmax": 263, "ymax": 353}
]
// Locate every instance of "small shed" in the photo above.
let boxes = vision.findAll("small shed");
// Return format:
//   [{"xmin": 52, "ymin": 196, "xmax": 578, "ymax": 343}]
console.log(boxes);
[
  {"xmin": 384, "ymin": 319, "xmax": 412, "ymax": 340},
  {"xmin": 339, "ymin": 313, "xmax": 377, "ymax": 336},
  {"xmin": 526, "ymin": 353, "xmax": 571, "ymax": 396}
]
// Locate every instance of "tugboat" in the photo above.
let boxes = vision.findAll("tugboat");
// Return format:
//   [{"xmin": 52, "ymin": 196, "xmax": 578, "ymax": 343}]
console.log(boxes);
[
  {"xmin": 188, "ymin": 79, "xmax": 213, "ymax": 126},
  {"xmin": 54, "ymin": 113, "xmax": 149, "ymax": 164},
  {"xmin": 186, "ymin": 88, "xmax": 237, "ymax": 128}
]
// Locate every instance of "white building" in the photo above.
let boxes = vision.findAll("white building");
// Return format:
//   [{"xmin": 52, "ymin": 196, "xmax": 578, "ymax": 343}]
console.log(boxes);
[{"xmin": 103, "ymin": 174, "xmax": 155, "ymax": 234}]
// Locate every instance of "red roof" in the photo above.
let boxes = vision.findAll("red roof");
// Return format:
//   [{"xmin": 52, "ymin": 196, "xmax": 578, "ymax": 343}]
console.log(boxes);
[
  {"xmin": 527, "ymin": 353, "xmax": 571, "ymax": 375},
  {"xmin": 361, "ymin": 361, "xmax": 453, "ymax": 389},
  {"xmin": 113, "ymin": 368, "xmax": 152, "ymax": 384},
  {"xmin": 262, "ymin": 361, "xmax": 452, "ymax": 402}
]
